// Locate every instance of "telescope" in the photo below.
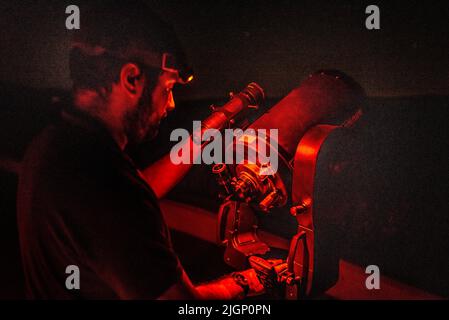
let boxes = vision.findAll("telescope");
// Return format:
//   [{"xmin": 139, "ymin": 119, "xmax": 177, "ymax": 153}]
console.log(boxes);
[{"xmin": 212, "ymin": 70, "xmax": 366, "ymax": 298}]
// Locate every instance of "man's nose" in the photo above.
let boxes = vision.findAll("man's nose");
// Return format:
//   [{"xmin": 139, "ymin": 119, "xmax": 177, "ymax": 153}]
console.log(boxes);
[{"xmin": 166, "ymin": 90, "xmax": 175, "ymax": 111}]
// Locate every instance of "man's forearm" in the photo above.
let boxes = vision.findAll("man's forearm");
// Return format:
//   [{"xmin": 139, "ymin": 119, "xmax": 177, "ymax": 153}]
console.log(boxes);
[
  {"xmin": 141, "ymin": 153, "xmax": 193, "ymax": 199},
  {"xmin": 195, "ymin": 276, "xmax": 245, "ymax": 300},
  {"xmin": 141, "ymin": 135, "xmax": 201, "ymax": 199}
]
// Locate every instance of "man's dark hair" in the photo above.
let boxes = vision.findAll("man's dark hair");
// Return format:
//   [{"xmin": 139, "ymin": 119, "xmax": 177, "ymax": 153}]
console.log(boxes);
[{"xmin": 69, "ymin": 1, "xmax": 186, "ymax": 94}]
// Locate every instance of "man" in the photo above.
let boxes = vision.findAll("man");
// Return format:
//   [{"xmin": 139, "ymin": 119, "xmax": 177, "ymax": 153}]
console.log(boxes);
[{"xmin": 17, "ymin": 1, "xmax": 263, "ymax": 299}]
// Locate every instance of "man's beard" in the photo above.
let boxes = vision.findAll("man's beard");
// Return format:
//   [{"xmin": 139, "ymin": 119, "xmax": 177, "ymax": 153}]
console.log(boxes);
[{"xmin": 123, "ymin": 84, "xmax": 159, "ymax": 147}]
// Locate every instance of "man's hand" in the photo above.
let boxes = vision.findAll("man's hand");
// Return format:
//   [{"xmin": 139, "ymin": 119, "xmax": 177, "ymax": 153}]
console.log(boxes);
[
  {"xmin": 248, "ymin": 256, "xmax": 288, "ymax": 298},
  {"xmin": 159, "ymin": 266, "xmax": 265, "ymax": 300},
  {"xmin": 239, "ymin": 268, "xmax": 265, "ymax": 297}
]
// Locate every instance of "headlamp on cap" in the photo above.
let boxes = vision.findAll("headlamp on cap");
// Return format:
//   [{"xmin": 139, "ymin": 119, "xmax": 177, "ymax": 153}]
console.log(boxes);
[
  {"xmin": 70, "ymin": 42, "xmax": 194, "ymax": 85},
  {"xmin": 161, "ymin": 53, "xmax": 194, "ymax": 84}
]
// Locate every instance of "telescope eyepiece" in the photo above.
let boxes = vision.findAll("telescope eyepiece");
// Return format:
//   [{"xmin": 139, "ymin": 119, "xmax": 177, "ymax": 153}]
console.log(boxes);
[{"xmin": 240, "ymin": 82, "xmax": 265, "ymax": 106}]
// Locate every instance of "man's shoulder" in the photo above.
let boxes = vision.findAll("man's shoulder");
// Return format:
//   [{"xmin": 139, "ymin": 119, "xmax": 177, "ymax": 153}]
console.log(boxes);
[
  {"xmin": 20, "ymin": 118, "xmax": 160, "ymax": 206},
  {"xmin": 22, "ymin": 121, "xmax": 120, "ymax": 191},
  {"xmin": 23, "ymin": 122, "xmax": 85, "ymax": 170},
  {"xmin": 22, "ymin": 120, "xmax": 153, "ymax": 196}
]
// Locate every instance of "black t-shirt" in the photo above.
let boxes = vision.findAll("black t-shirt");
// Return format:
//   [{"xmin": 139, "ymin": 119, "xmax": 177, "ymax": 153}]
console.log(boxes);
[{"xmin": 17, "ymin": 110, "xmax": 182, "ymax": 299}]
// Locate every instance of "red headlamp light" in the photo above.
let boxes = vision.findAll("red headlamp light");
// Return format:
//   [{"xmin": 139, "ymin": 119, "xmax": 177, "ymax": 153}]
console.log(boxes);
[{"xmin": 161, "ymin": 53, "xmax": 194, "ymax": 84}]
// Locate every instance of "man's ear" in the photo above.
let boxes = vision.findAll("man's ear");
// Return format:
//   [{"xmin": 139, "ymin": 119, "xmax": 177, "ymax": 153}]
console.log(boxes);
[{"xmin": 120, "ymin": 63, "xmax": 144, "ymax": 98}]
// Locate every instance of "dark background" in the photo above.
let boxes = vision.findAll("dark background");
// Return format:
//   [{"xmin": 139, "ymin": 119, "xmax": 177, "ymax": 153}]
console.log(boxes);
[
  {"xmin": 1, "ymin": 1, "xmax": 448, "ymax": 299},
  {"xmin": 0, "ymin": 0, "xmax": 448, "ymax": 99}
]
